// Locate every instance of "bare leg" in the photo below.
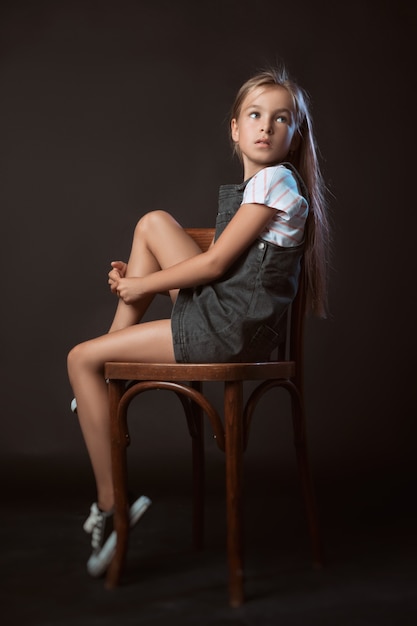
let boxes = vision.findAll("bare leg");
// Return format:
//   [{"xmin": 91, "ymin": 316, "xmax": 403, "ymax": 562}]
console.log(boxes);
[
  {"xmin": 109, "ymin": 210, "xmax": 201, "ymax": 332},
  {"xmin": 68, "ymin": 211, "xmax": 202, "ymax": 511},
  {"xmin": 68, "ymin": 320, "xmax": 175, "ymax": 511}
]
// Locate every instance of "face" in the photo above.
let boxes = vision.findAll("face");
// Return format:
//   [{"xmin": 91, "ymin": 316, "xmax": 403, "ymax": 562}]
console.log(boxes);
[{"xmin": 231, "ymin": 85, "xmax": 299, "ymax": 179}]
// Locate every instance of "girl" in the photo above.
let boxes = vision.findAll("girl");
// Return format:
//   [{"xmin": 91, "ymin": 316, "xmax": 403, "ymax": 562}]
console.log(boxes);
[{"xmin": 67, "ymin": 66, "xmax": 330, "ymax": 577}]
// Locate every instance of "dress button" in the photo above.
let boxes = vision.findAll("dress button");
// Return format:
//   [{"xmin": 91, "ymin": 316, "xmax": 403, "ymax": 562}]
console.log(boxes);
[{"xmin": 258, "ymin": 241, "xmax": 265, "ymax": 249}]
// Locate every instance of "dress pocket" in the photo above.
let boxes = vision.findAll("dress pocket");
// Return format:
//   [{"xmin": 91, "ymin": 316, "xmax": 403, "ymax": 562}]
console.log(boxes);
[{"xmin": 242, "ymin": 324, "xmax": 280, "ymax": 361}]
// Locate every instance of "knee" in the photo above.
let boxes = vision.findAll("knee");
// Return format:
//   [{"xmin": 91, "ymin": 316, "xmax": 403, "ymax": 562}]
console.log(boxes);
[
  {"xmin": 134, "ymin": 210, "xmax": 175, "ymax": 238},
  {"xmin": 67, "ymin": 342, "xmax": 88, "ymax": 380}
]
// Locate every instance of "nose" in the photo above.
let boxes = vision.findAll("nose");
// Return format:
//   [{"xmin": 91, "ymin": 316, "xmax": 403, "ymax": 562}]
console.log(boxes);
[{"xmin": 261, "ymin": 119, "xmax": 273, "ymax": 134}]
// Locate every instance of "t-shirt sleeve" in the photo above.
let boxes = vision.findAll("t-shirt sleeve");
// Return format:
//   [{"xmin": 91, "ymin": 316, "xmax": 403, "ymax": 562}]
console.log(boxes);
[
  {"xmin": 242, "ymin": 165, "xmax": 309, "ymax": 247},
  {"xmin": 242, "ymin": 165, "xmax": 305, "ymax": 220}
]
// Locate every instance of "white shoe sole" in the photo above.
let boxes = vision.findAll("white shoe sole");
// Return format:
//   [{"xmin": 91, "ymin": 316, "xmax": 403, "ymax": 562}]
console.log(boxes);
[{"xmin": 87, "ymin": 495, "xmax": 151, "ymax": 578}]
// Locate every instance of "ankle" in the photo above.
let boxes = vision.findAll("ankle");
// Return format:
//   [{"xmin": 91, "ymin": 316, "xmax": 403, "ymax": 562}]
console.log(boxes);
[{"xmin": 97, "ymin": 494, "xmax": 114, "ymax": 513}]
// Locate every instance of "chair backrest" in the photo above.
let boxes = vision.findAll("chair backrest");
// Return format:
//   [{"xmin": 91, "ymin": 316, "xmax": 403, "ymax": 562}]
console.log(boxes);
[{"xmin": 185, "ymin": 228, "xmax": 215, "ymax": 253}]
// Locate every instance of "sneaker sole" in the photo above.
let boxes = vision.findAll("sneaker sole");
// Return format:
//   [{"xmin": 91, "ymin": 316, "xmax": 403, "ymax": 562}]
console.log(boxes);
[{"xmin": 87, "ymin": 495, "xmax": 151, "ymax": 578}]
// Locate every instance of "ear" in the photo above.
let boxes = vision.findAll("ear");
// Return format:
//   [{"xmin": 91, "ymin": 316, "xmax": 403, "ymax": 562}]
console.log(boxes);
[{"xmin": 231, "ymin": 118, "xmax": 239, "ymax": 143}]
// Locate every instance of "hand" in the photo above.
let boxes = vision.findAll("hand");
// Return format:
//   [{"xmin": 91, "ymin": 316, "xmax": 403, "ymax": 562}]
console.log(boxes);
[
  {"xmin": 113, "ymin": 276, "xmax": 144, "ymax": 304},
  {"xmin": 108, "ymin": 261, "xmax": 127, "ymax": 295}
]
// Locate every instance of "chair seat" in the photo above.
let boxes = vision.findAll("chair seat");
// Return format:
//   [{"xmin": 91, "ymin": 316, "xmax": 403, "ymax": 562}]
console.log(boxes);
[{"xmin": 105, "ymin": 360, "xmax": 296, "ymax": 382}]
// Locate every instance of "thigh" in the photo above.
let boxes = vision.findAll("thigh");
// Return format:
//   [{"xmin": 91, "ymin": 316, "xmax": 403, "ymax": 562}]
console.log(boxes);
[
  {"xmin": 77, "ymin": 319, "xmax": 176, "ymax": 368},
  {"xmin": 130, "ymin": 211, "xmax": 204, "ymax": 302},
  {"xmin": 131, "ymin": 211, "xmax": 203, "ymax": 272}
]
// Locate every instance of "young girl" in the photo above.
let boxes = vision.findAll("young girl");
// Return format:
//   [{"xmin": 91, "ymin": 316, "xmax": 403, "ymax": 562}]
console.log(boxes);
[{"xmin": 67, "ymin": 66, "xmax": 329, "ymax": 577}]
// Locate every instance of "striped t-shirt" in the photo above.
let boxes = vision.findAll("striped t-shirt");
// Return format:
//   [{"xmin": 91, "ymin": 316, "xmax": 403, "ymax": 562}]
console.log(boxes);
[{"xmin": 242, "ymin": 165, "xmax": 308, "ymax": 247}]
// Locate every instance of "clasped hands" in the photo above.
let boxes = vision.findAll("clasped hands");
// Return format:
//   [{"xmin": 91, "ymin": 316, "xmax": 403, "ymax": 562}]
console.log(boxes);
[{"xmin": 108, "ymin": 261, "xmax": 144, "ymax": 304}]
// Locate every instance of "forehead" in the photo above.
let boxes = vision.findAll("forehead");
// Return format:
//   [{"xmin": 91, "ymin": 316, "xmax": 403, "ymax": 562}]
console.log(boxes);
[{"xmin": 242, "ymin": 85, "xmax": 295, "ymax": 111}]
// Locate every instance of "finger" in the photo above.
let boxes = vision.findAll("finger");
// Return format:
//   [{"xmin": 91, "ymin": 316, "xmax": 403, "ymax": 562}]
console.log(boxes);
[{"xmin": 108, "ymin": 271, "xmax": 120, "ymax": 283}]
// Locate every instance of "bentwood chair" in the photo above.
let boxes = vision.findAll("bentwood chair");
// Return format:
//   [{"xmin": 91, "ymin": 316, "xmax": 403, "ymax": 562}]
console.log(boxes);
[{"xmin": 104, "ymin": 228, "xmax": 323, "ymax": 607}]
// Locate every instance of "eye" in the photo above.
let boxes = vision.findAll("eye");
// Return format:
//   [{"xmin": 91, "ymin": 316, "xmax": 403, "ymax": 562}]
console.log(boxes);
[
  {"xmin": 276, "ymin": 114, "xmax": 288, "ymax": 123},
  {"xmin": 249, "ymin": 111, "xmax": 260, "ymax": 119}
]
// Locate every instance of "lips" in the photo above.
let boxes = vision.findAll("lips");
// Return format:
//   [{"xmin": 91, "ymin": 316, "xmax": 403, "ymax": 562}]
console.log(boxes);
[{"xmin": 256, "ymin": 139, "xmax": 270, "ymax": 146}]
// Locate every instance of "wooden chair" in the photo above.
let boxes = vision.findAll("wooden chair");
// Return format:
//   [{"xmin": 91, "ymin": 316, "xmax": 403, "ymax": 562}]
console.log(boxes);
[{"xmin": 104, "ymin": 228, "xmax": 323, "ymax": 607}]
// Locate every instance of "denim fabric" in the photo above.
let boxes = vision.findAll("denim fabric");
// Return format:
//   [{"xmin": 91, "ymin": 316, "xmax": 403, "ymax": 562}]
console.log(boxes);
[{"xmin": 171, "ymin": 167, "xmax": 305, "ymax": 363}]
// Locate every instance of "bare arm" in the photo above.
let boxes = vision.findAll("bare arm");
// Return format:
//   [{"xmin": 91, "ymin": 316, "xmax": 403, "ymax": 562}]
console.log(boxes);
[{"xmin": 113, "ymin": 203, "xmax": 274, "ymax": 303}]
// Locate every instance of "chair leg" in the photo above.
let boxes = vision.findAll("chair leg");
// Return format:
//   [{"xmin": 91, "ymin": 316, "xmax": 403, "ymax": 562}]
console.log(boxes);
[
  {"xmin": 106, "ymin": 380, "xmax": 130, "ymax": 588},
  {"xmin": 191, "ymin": 382, "xmax": 205, "ymax": 550},
  {"xmin": 224, "ymin": 380, "xmax": 245, "ymax": 607}
]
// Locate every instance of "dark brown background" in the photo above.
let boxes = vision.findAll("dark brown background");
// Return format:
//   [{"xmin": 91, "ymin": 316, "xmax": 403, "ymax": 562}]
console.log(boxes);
[
  {"xmin": 2, "ymin": 0, "xmax": 415, "ymax": 486},
  {"xmin": 0, "ymin": 0, "xmax": 417, "ymax": 626},
  {"xmin": 1, "ymin": 2, "xmax": 416, "ymax": 622}
]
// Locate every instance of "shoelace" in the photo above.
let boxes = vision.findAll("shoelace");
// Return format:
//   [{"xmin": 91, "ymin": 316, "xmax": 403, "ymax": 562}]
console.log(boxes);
[
  {"xmin": 83, "ymin": 503, "xmax": 100, "ymax": 534},
  {"xmin": 83, "ymin": 503, "xmax": 105, "ymax": 549},
  {"xmin": 90, "ymin": 519, "xmax": 104, "ymax": 550}
]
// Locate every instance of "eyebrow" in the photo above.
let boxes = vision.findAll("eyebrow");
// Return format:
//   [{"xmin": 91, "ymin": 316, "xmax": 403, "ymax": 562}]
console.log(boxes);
[{"xmin": 245, "ymin": 104, "xmax": 294, "ymax": 117}]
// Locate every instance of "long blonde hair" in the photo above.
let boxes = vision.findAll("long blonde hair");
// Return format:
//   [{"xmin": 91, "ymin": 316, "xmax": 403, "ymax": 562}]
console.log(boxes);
[{"xmin": 230, "ymin": 67, "xmax": 330, "ymax": 318}]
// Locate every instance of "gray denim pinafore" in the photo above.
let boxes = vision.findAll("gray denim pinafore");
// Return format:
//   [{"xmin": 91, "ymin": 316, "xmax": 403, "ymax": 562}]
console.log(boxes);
[{"xmin": 171, "ymin": 166, "xmax": 306, "ymax": 363}]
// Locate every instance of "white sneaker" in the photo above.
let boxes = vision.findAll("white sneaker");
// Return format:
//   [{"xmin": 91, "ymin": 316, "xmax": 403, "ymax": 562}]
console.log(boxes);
[{"xmin": 84, "ymin": 495, "xmax": 151, "ymax": 577}]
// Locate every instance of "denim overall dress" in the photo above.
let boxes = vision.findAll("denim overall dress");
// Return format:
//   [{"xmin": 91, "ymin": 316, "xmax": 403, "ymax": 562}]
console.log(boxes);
[{"xmin": 171, "ymin": 164, "xmax": 306, "ymax": 363}]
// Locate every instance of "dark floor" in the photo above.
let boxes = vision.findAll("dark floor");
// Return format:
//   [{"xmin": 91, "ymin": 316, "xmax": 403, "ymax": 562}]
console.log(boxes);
[{"xmin": 2, "ymin": 458, "xmax": 417, "ymax": 626}]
